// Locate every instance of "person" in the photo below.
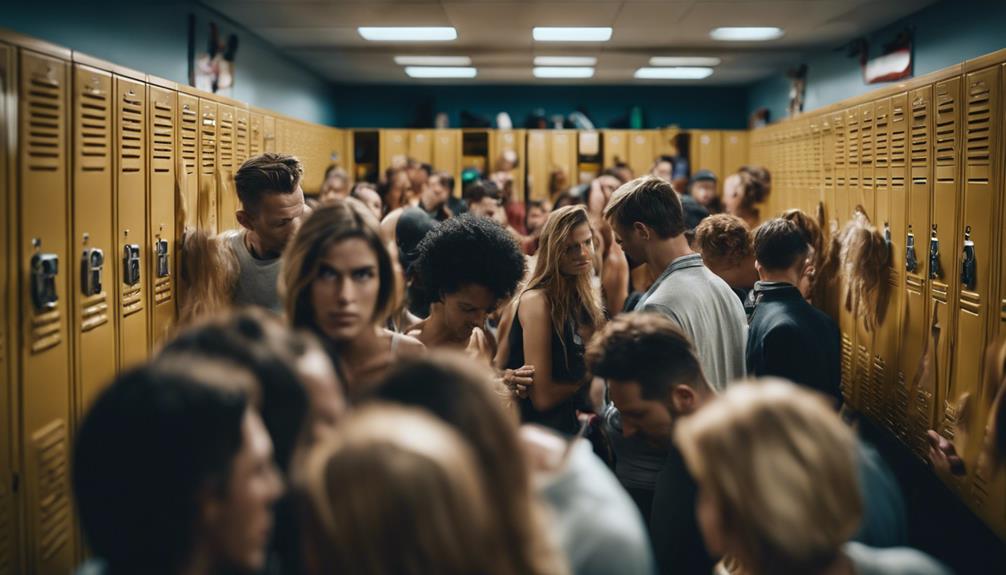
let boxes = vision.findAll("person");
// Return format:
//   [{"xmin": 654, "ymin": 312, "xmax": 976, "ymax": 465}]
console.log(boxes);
[
  {"xmin": 281, "ymin": 199, "xmax": 424, "ymax": 400},
  {"xmin": 366, "ymin": 354, "xmax": 575, "ymax": 575},
  {"xmin": 650, "ymin": 158, "xmax": 707, "ymax": 231},
  {"xmin": 675, "ymin": 381, "xmax": 947, "ymax": 575},
  {"xmin": 523, "ymin": 199, "xmax": 549, "ymax": 255},
  {"xmin": 604, "ymin": 175, "xmax": 746, "ymax": 391},
  {"xmin": 693, "ymin": 214, "xmax": 758, "ymax": 311},
  {"xmin": 73, "ymin": 358, "xmax": 283, "ymax": 575},
  {"xmin": 377, "ymin": 167, "xmax": 410, "ymax": 216},
  {"xmin": 723, "ymin": 165, "xmax": 771, "ymax": 229},
  {"xmin": 688, "ymin": 169, "xmax": 721, "ymax": 213},
  {"xmin": 588, "ymin": 315, "xmax": 909, "ymax": 575},
  {"xmin": 586, "ymin": 174, "xmax": 631, "ymax": 314},
  {"xmin": 406, "ymin": 158, "xmax": 432, "ymax": 201},
  {"xmin": 350, "ymin": 182, "xmax": 383, "ymax": 221},
  {"xmin": 497, "ymin": 205, "xmax": 605, "ymax": 435},
  {"xmin": 408, "ymin": 214, "xmax": 526, "ymax": 362},
  {"xmin": 229, "ymin": 153, "xmax": 309, "ymax": 311},
  {"xmin": 747, "ymin": 218, "xmax": 842, "ymax": 407},
  {"xmin": 298, "ymin": 404, "xmax": 543, "ymax": 575},
  {"xmin": 319, "ymin": 165, "xmax": 350, "ymax": 203},
  {"xmin": 464, "ymin": 179, "xmax": 504, "ymax": 221},
  {"xmin": 380, "ymin": 171, "xmax": 453, "ymax": 244},
  {"xmin": 781, "ymin": 207, "xmax": 826, "ymax": 301}
]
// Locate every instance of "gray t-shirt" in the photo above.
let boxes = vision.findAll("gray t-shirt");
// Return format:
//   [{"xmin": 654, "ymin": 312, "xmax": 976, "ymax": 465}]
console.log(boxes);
[
  {"xmin": 634, "ymin": 253, "xmax": 747, "ymax": 390},
  {"xmin": 226, "ymin": 229, "xmax": 282, "ymax": 312},
  {"xmin": 538, "ymin": 440, "xmax": 657, "ymax": 575},
  {"xmin": 844, "ymin": 542, "xmax": 952, "ymax": 575}
]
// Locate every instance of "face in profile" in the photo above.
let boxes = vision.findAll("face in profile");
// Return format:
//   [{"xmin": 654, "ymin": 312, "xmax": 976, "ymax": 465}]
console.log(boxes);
[
  {"xmin": 652, "ymin": 161, "xmax": 673, "ymax": 183},
  {"xmin": 558, "ymin": 222, "xmax": 595, "ymax": 277},
  {"xmin": 204, "ymin": 409, "xmax": 284, "ymax": 573},
  {"xmin": 441, "ymin": 283, "xmax": 498, "ymax": 341},
  {"xmin": 611, "ymin": 220, "xmax": 646, "ymax": 265},
  {"xmin": 320, "ymin": 175, "xmax": 348, "ymax": 204},
  {"xmin": 468, "ymin": 196, "xmax": 501, "ymax": 221},
  {"xmin": 387, "ymin": 172, "xmax": 411, "ymax": 211},
  {"xmin": 353, "ymin": 187, "xmax": 383, "ymax": 221},
  {"xmin": 310, "ymin": 238, "xmax": 381, "ymax": 342},
  {"xmin": 609, "ymin": 379, "xmax": 674, "ymax": 449},
  {"xmin": 691, "ymin": 180, "xmax": 718, "ymax": 207},
  {"xmin": 722, "ymin": 174, "xmax": 743, "ymax": 214},
  {"xmin": 526, "ymin": 205, "xmax": 547, "ymax": 234},
  {"xmin": 247, "ymin": 185, "xmax": 308, "ymax": 255},
  {"xmin": 426, "ymin": 174, "xmax": 451, "ymax": 209}
]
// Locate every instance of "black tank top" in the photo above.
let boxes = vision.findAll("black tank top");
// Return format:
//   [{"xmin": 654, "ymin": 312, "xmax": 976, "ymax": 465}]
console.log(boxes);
[{"xmin": 505, "ymin": 303, "xmax": 589, "ymax": 435}]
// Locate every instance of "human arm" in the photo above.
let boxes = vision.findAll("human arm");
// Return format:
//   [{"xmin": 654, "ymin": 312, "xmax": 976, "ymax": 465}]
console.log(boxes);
[{"xmin": 519, "ymin": 291, "xmax": 582, "ymax": 411}]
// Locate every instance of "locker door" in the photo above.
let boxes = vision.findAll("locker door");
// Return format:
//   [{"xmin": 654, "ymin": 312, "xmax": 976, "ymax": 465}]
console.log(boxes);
[
  {"xmin": 147, "ymin": 84, "xmax": 176, "ymax": 349},
  {"xmin": 822, "ymin": 115, "xmax": 835, "ymax": 223},
  {"xmin": 197, "ymin": 99, "xmax": 218, "ymax": 233},
  {"xmin": 380, "ymin": 129, "xmax": 409, "ymax": 172},
  {"xmin": 833, "ymin": 111, "xmax": 847, "ymax": 227},
  {"xmin": 431, "ymin": 130, "xmax": 460, "ymax": 187},
  {"xmin": 0, "ymin": 41, "xmax": 21, "ymax": 575},
  {"xmin": 234, "ymin": 106, "xmax": 249, "ymax": 169},
  {"xmin": 526, "ymin": 130, "xmax": 549, "ymax": 201},
  {"xmin": 550, "ymin": 130, "xmax": 577, "ymax": 187},
  {"xmin": 18, "ymin": 49, "xmax": 76, "ymax": 575},
  {"xmin": 931, "ymin": 76, "xmax": 964, "ymax": 448},
  {"xmin": 177, "ymin": 94, "xmax": 199, "ymax": 230},
  {"xmin": 859, "ymin": 102, "xmax": 875, "ymax": 216},
  {"xmin": 408, "ymin": 130, "xmax": 433, "ymax": 164},
  {"xmin": 262, "ymin": 114, "xmax": 275, "ymax": 153},
  {"xmin": 216, "ymin": 103, "xmax": 236, "ymax": 232},
  {"xmin": 950, "ymin": 65, "xmax": 1001, "ymax": 465},
  {"xmin": 845, "ymin": 107, "xmax": 860, "ymax": 224},
  {"xmin": 71, "ymin": 64, "xmax": 116, "ymax": 417},
  {"xmin": 721, "ymin": 131, "xmax": 748, "ymax": 177},
  {"xmin": 114, "ymin": 76, "xmax": 148, "ymax": 369},
  {"xmin": 691, "ymin": 131, "xmax": 722, "ymax": 180},
  {"xmin": 603, "ymin": 130, "xmax": 627, "ymax": 171},
  {"xmin": 627, "ymin": 131, "xmax": 657, "ymax": 182},
  {"xmin": 488, "ymin": 129, "xmax": 525, "ymax": 201},
  {"xmin": 248, "ymin": 112, "xmax": 263, "ymax": 158}
]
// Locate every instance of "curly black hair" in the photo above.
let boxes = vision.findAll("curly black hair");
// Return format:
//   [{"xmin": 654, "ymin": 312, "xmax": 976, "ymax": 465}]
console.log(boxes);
[{"xmin": 413, "ymin": 214, "xmax": 526, "ymax": 305}]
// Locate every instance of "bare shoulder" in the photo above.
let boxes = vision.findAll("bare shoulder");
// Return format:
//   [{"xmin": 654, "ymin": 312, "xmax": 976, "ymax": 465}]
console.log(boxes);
[
  {"xmin": 394, "ymin": 332, "xmax": 427, "ymax": 356},
  {"xmin": 517, "ymin": 289, "xmax": 550, "ymax": 322}
]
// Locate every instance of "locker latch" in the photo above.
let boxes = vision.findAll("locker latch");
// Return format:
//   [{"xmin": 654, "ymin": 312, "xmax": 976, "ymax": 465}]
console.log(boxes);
[
  {"xmin": 928, "ymin": 225, "xmax": 941, "ymax": 280},
  {"xmin": 123, "ymin": 244, "xmax": 141, "ymax": 286},
  {"xmin": 81, "ymin": 248, "xmax": 105, "ymax": 296},
  {"xmin": 30, "ymin": 252, "xmax": 59, "ymax": 312},
  {"xmin": 961, "ymin": 225, "xmax": 976, "ymax": 290},
  {"xmin": 155, "ymin": 239, "xmax": 170, "ymax": 278},
  {"xmin": 905, "ymin": 225, "xmax": 918, "ymax": 273}
]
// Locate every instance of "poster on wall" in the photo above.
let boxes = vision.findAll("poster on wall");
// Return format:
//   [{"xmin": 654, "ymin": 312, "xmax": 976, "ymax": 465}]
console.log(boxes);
[
  {"xmin": 188, "ymin": 14, "xmax": 239, "ymax": 96},
  {"xmin": 861, "ymin": 30, "xmax": 913, "ymax": 85}
]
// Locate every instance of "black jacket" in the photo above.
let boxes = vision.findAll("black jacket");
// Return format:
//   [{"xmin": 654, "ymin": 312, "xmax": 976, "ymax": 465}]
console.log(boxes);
[{"xmin": 746, "ymin": 282, "xmax": 843, "ymax": 406}]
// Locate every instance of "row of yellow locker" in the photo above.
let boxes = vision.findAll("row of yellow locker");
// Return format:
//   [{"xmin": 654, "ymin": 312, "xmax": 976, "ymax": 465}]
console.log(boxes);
[
  {"xmin": 0, "ymin": 29, "xmax": 343, "ymax": 575},
  {"xmin": 751, "ymin": 46, "xmax": 1006, "ymax": 540},
  {"xmin": 339, "ymin": 128, "xmax": 748, "ymax": 202}
]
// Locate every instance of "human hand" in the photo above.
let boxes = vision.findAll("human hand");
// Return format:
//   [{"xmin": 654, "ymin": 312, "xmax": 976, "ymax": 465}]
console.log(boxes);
[
  {"xmin": 502, "ymin": 365, "xmax": 535, "ymax": 399},
  {"xmin": 926, "ymin": 429, "xmax": 966, "ymax": 476}
]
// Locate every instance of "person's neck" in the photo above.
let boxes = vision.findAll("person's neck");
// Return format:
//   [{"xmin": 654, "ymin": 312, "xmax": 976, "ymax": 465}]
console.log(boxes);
[
  {"xmin": 710, "ymin": 255, "xmax": 758, "ymax": 289},
  {"xmin": 645, "ymin": 235, "xmax": 694, "ymax": 275},
  {"xmin": 758, "ymin": 268, "xmax": 801, "ymax": 287},
  {"xmin": 335, "ymin": 324, "xmax": 382, "ymax": 365},
  {"xmin": 244, "ymin": 229, "xmax": 278, "ymax": 260},
  {"xmin": 418, "ymin": 305, "xmax": 469, "ymax": 348}
]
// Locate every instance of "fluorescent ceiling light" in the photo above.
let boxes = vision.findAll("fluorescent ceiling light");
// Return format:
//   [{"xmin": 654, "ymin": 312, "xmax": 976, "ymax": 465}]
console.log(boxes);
[
  {"xmin": 534, "ymin": 56, "xmax": 597, "ymax": 66},
  {"xmin": 534, "ymin": 66, "xmax": 595, "ymax": 78},
  {"xmin": 649, "ymin": 56, "xmax": 721, "ymax": 67},
  {"xmin": 533, "ymin": 27, "xmax": 612, "ymax": 42},
  {"xmin": 710, "ymin": 27, "xmax": 783, "ymax": 41},
  {"xmin": 635, "ymin": 67, "xmax": 714, "ymax": 80},
  {"xmin": 358, "ymin": 27, "xmax": 457, "ymax": 41},
  {"xmin": 405, "ymin": 66, "xmax": 477, "ymax": 78},
  {"xmin": 394, "ymin": 56, "xmax": 471, "ymax": 66}
]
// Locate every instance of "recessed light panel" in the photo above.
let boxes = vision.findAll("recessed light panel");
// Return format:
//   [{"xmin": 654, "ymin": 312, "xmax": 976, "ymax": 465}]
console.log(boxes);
[
  {"xmin": 649, "ymin": 56, "xmax": 721, "ymax": 67},
  {"xmin": 634, "ymin": 67, "xmax": 714, "ymax": 80},
  {"xmin": 534, "ymin": 66, "xmax": 595, "ymax": 78},
  {"xmin": 405, "ymin": 66, "xmax": 477, "ymax": 78},
  {"xmin": 394, "ymin": 56, "xmax": 472, "ymax": 66},
  {"xmin": 358, "ymin": 27, "xmax": 458, "ymax": 41},
  {"xmin": 709, "ymin": 27, "xmax": 783, "ymax": 41},
  {"xmin": 534, "ymin": 56, "xmax": 598, "ymax": 66},
  {"xmin": 532, "ymin": 27, "xmax": 612, "ymax": 42}
]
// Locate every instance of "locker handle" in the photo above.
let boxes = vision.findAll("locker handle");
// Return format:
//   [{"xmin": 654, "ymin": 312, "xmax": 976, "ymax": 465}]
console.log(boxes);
[
  {"xmin": 905, "ymin": 226, "xmax": 918, "ymax": 273},
  {"xmin": 30, "ymin": 252, "xmax": 59, "ymax": 312},
  {"xmin": 928, "ymin": 225, "xmax": 941, "ymax": 280},
  {"xmin": 960, "ymin": 226, "xmax": 976, "ymax": 290},
  {"xmin": 155, "ymin": 239, "xmax": 170, "ymax": 278},
  {"xmin": 81, "ymin": 248, "xmax": 105, "ymax": 297},
  {"xmin": 123, "ymin": 244, "xmax": 142, "ymax": 286}
]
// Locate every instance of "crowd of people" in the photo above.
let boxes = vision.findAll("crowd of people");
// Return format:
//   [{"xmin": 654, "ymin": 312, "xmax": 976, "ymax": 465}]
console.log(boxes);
[{"xmin": 72, "ymin": 149, "xmax": 973, "ymax": 575}]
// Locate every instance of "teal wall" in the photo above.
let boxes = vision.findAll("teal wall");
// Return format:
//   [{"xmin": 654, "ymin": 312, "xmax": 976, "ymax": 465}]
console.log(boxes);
[
  {"xmin": 0, "ymin": 1, "xmax": 337, "ymax": 125},
  {"xmin": 748, "ymin": 0, "xmax": 1006, "ymax": 123}
]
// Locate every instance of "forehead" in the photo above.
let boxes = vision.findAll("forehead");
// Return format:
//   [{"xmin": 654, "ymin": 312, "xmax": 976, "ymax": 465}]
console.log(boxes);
[
  {"xmin": 357, "ymin": 188, "xmax": 381, "ymax": 203},
  {"xmin": 448, "ymin": 283, "xmax": 496, "ymax": 306},
  {"xmin": 258, "ymin": 185, "xmax": 304, "ymax": 214},
  {"xmin": 320, "ymin": 238, "xmax": 378, "ymax": 268},
  {"xmin": 609, "ymin": 379, "xmax": 645, "ymax": 406},
  {"xmin": 569, "ymin": 222, "xmax": 592, "ymax": 241}
]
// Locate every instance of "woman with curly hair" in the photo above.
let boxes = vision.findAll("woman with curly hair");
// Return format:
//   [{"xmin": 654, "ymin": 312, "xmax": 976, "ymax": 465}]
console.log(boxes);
[{"xmin": 408, "ymin": 214, "xmax": 527, "ymax": 363}]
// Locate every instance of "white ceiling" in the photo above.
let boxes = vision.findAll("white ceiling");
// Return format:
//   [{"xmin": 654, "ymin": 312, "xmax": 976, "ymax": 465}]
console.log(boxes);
[{"xmin": 202, "ymin": 0, "xmax": 938, "ymax": 85}]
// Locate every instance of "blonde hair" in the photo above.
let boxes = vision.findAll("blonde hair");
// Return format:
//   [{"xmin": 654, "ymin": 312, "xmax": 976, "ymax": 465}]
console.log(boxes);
[
  {"xmin": 177, "ymin": 229, "xmax": 239, "ymax": 327},
  {"xmin": 299, "ymin": 405, "xmax": 514, "ymax": 575},
  {"xmin": 838, "ymin": 207, "xmax": 890, "ymax": 332},
  {"xmin": 280, "ymin": 199, "xmax": 398, "ymax": 336},
  {"xmin": 522, "ymin": 205, "xmax": 604, "ymax": 361},
  {"xmin": 675, "ymin": 380, "xmax": 862, "ymax": 575}
]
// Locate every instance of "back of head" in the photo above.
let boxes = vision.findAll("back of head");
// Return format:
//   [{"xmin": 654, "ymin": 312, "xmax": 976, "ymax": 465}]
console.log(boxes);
[
  {"xmin": 463, "ymin": 179, "xmax": 501, "ymax": 206},
  {"xmin": 74, "ymin": 360, "xmax": 250, "ymax": 575},
  {"xmin": 736, "ymin": 166, "xmax": 771, "ymax": 210},
  {"xmin": 395, "ymin": 207, "xmax": 439, "ymax": 274},
  {"xmin": 603, "ymin": 175, "xmax": 685, "ymax": 238},
  {"xmin": 753, "ymin": 218, "xmax": 809, "ymax": 272},
  {"xmin": 694, "ymin": 214, "xmax": 752, "ymax": 268},
  {"xmin": 299, "ymin": 405, "xmax": 505, "ymax": 575},
  {"xmin": 781, "ymin": 208, "xmax": 824, "ymax": 256},
  {"xmin": 675, "ymin": 380, "xmax": 861, "ymax": 574},
  {"xmin": 587, "ymin": 312, "xmax": 710, "ymax": 398},
  {"xmin": 235, "ymin": 153, "xmax": 304, "ymax": 214}
]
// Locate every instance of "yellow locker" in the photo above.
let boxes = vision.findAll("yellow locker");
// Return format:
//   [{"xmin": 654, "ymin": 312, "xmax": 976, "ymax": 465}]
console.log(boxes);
[
  {"xmin": 833, "ymin": 111, "xmax": 847, "ymax": 227},
  {"xmin": 691, "ymin": 131, "xmax": 723, "ymax": 181},
  {"xmin": 380, "ymin": 129, "xmax": 409, "ymax": 172},
  {"xmin": 262, "ymin": 114, "xmax": 275, "ymax": 153},
  {"xmin": 822, "ymin": 115, "xmax": 836, "ymax": 224},
  {"xmin": 235, "ymin": 106, "xmax": 249, "ymax": 167},
  {"xmin": 216, "ymin": 102, "xmax": 237, "ymax": 232},
  {"xmin": 248, "ymin": 111, "xmax": 264, "ymax": 158},
  {"xmin": 146, "ymin": 81, "xmax": 176, "ymax": 349},
  {"xmin": 602, "ymin": 130, "xmax": 627, "ymax": 170},
  {"xmin": 197, "ymin": 99, "xmax": 218, "ymax": 233},
  {"xmin": 177, "ymin": 93, "xmax": 199, "ymax": 231},
  {"xmin": 550, "ymin": 130, "xmax": 578, "ymax": 185},
  {"xmin": 408, "ymin": 130, "xmax": 433, "ymax": 164},
  {"xmin": 488, "ymin": 129, "xmax": 525, "ymax": 200},
  {"xmin": 627, "ymin": 131, "xmax": 658, "ymax": 181},
  {"xmin": 526, "ymin": 130, "xmax": 577, "ymax": 202},
  {"xmin": 859, "ymin": 102, "xmax": 875, "ymax": 216},
  {"xmin": 432, "ymin": 130, "xmax": 461, "ymax": 188},
  {"xmin": 722, "ymin": 130, "xmax": 748, "ymax": 178},
  {"xmin": 845, "ymin": 106, "xmax": 860, "ymax": 224},
  {"xmin": 114, "ymin": 75, "xmax": 149, "ymax": 369},
  {"xmin": 18, "ymin": 47, "xmax": 76, "ymax": 575},
  {"xmin": 70, "ymin": 62, "xmax": 116, "ymax": 418},
  {"xmin": 0, "ymin": 39, "xmax": 21, "ymax": 575}
]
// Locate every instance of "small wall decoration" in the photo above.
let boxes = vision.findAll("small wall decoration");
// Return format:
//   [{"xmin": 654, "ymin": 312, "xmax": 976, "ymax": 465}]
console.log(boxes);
[
  {"xmin": 787, "ymin": 64, "xmax": 808, "ymax": 118},
  {"xmin": 847, "ymin": 29, "xmax": 914, "ymax": 85},
  {"xmin": 188, "ymin": 14, "xmax": 239, "ymax": 96}
]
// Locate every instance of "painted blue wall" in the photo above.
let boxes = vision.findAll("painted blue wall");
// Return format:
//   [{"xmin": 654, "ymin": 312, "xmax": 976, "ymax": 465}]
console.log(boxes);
[
  {"xmin": 334, "ymin": 84, "xmax": 749, "ymax": 130},
  {"xmin": 0, "ymin": 1, "xmax": 337, "ymax": 125},
  {"xmin": 748, "ymin": 0, "xmax": 1006, "ymax": 122}
]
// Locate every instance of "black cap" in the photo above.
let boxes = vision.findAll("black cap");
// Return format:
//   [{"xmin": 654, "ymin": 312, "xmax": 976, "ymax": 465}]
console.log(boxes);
[
  {"xmin": 396, "ymin": 208, "xmax": 438, "ymax": 274},
  {"xmin": 691, "ymin": 169, "xmax": 717, "ymax": 183}
]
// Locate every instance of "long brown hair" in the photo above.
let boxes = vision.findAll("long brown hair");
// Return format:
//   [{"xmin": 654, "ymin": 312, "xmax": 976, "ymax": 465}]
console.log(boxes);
[
  {"xmin": 522, "ymin": 205, "xmax": 604, "ymax": 356},
  {"xmin": 280, "ymin": 199, "xmax": 398, "ymax": 334}
]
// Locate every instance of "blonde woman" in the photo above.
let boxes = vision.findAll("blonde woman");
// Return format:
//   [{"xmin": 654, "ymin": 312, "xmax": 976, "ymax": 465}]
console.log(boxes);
[
  {"xmin": 496, "ymin": 205, "xmax": 605, "ymax": 435},
  {"xmin": 298, "ymin": 405, "xmax": 519, "ymax": 575},
  {"xmin": 675, "ymin": 380, "xmax": 950, "ymax": 575},
  {"xmin": 281, "ymin": 199, "xmax": 423, "ymax": 400}
]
